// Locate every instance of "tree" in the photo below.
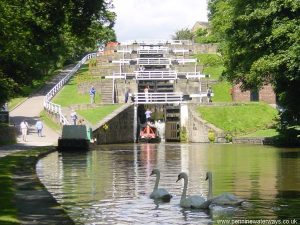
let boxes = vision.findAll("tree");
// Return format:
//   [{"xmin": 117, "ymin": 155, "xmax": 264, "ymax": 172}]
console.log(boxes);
[
  {"xmin": 208, "ymin": 0, "xmax": 300, "ymax": 129},
  {"xmin": 172, "ymin": 28, "xmax": 194, "ymax": 40},
  {"xmin": 0, "ymin": 0, "xmax": 116, "ymax": 106}
]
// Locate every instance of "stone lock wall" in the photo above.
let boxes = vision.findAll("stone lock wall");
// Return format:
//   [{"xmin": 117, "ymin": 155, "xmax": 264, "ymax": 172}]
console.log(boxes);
[
  {"xmin": 93, "ymin": 105, "xmax": 134, "ymax": 144},
  {"xmin": 187, "ymin": 105, "xmax": 225, "ymax": 143}
]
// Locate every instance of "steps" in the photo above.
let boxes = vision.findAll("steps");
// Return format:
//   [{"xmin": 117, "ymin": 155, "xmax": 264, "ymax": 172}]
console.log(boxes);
[{"xmin": 100, "ymin": 79, "xmax": 114, "ymax": 104}]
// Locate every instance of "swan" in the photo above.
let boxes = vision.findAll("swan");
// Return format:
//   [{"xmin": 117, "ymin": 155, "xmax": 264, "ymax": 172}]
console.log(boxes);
[
  {"xmin": 176, "ymin": 172, "xmax": 207, "ymax": 209},
  {"xmin": 150, "ymin": 169, "xmax": 172, "ymax": 202},
  {"xmin": 206, "ymin": 171, "xmax": 244, "ymax": 206}
]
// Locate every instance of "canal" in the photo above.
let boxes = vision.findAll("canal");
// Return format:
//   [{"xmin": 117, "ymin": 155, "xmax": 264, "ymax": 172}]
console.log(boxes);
[{"xmin": 37, "ymin": 143, "xmax": 300, "ymax": 224}]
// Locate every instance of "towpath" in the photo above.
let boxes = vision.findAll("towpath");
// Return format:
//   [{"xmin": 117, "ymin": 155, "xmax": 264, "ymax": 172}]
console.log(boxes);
[{"xmin": 0, "ymin": 67, "xmax": 75, "ymax": 225}]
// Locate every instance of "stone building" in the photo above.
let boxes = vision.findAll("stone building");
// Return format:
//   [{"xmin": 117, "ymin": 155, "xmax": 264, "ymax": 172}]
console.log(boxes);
[
  {"xmin": 191, "ymin": 21, "xmax": 209, "ymax": 32},
  {"xmin": 231, "ymin": 83, "xmax": 276, "ymax": 104}
]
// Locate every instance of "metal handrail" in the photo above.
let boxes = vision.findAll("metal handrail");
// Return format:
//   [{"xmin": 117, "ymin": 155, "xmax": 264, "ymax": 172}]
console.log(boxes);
[
  {"xmin": 43, "ymin": 53, "xmax": 97, "ymax": 125},
  {"xmin": 135, "ymin": 71, "xmax": 177, "ymax": 80},
  {"xmin": 137, "ymin": 58, "xmax": 171, "ymax": 65},
  {"xmin": 133, "ymin": 92, "xmax": 183, "ymax": 104}
]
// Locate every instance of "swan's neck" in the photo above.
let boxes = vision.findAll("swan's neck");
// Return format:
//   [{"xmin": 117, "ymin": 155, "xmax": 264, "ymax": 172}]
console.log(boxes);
[
  {"xmin": 153, "ymin": 173, "xmax": 160, "ymax": 191},
  {"xmin": 208, "ymin": 174, "xmax": 213, "ymax": 199},
  {"xmin": 181, "ymin": 176, "xmax": 188, "ymax": 202}
]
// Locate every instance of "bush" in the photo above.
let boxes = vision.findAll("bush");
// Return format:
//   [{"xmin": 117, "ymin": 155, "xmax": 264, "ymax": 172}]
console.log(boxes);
[
  {"xmin": 180, "ymin": 127, "xmax": 188, "ymax": 142},
  {"xmin": 225, "ymin": 133, "xmax": 233, "ymax": 143},
  {"xmin": 208, "ymin": 129, "xmax": 216, "ymax": 143}
]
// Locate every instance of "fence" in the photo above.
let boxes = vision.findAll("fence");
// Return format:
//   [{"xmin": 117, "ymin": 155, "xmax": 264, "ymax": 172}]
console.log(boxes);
[
  {"xmin": 133, "ymin": 92, "xmax": 183, "ymax": 104},
  {"xmin": 43, "ymin": 53, "xmax": 97, "ymax": 125}
]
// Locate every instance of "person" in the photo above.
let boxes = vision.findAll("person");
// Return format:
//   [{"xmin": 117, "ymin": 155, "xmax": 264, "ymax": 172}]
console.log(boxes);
[
  {"xmin": 89, "ymin": 86, "xmax": 96, "ymax": 104},
  {"xmin": 20, "ymin": 120, "xmax": 29, "ymax": 142},
  {"xmin": 71, "ymin": 110, "xmax": 78, "ymax": 125},
  {"xmin": 129, "ymin": 92, "xmax": 135, "ymax": 103},
  {"xmin": 145, "ymin": 109, "xmax": 152, "ymax": 122},
  {"xmin": 125, "ymin": 88, "xmax": 130, "ymax": 103},
  {"xmin": 144, "ymin": 85, "xmax": 149, "ymax": 102},
  {"xmin": 207, "ymin": 87, "xmax": 213, "ymax": 103},
  {"xmin": 35, "ymin": 120, "xmax": 43, "ymax": 137}
]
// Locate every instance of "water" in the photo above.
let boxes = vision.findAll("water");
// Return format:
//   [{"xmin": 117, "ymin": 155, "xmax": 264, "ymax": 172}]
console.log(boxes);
[{"xmin": 36, "ymin": 143, "xmax": 300, "ymax": 224}]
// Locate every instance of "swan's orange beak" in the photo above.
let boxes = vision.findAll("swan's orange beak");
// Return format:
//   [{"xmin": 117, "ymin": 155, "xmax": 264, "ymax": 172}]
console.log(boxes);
[
  {"xmin": 150, "ymin": 171, "xmax": 154, "ymax": 176},
  {"xmin": 176, "ymin": 176, "xmax": 181, "ymax": 182},
  {"xmin": 205, "ymin": 174, "xmax": 208, "ymax": 180}
]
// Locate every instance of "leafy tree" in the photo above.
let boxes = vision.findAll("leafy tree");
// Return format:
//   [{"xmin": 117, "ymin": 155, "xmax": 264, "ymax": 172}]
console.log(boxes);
[
  {"xmin": 172, "ymin": 28, "xmax": 194, "ymax": 40},
  {"xmin": 0, "ymin": 0, "xmax": 116, "ymax": 106},
  {"xmin": 194, "ymin": 28, "xmax": 218, "ymax": 43},
  {"xmin": 208, "ymin": 0, "xmax": 300, "ymax": 129}
]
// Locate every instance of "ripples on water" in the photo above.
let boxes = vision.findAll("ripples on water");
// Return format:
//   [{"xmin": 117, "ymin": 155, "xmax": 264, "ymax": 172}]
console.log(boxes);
[{"xmin": 36, "ymin": 143, "xmax": 300, "ymax": 224}]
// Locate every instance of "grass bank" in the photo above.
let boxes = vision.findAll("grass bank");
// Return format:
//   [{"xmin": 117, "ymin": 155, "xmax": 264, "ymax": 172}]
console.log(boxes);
[
  {"xmin": 0, "ymin": 147, "xmax": 63, "ymax": 225},
  {"xmin": 197, "ymin": 103, "xmax": 278, "ymax": 136},
  {"xmin": 0, "ymin": 147, "xmax": 74, "ymax": 224},
  {"xmin": 52, "ymin": 63, "xmax": 102, "ymax": 107},
  {"xmin": 194, "ymin": 53, "xmax": 232, "ymax": 103},
  {"xmin": 77, "ymin": 104, "xmax": 122, "ymax": 125},
  {"xmin": 40, "ymin": 111, "xmax": 61, "ymax": 133}
]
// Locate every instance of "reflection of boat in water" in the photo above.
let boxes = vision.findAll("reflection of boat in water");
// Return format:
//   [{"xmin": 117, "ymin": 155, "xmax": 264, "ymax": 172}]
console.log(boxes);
[{"xmin": 139, "ymin": 123, "xmax": 161, "ymax": 143}]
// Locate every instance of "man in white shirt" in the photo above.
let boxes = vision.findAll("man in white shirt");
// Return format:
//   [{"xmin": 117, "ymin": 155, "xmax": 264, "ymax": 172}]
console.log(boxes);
[{"xmin": 20, "ymin": 120, "xmax": 29, "ymax": 142}]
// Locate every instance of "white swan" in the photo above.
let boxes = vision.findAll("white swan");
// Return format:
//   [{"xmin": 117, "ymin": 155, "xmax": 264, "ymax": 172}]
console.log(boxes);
[
  {"xmin": 206, "ymin": 171, "xmax": 244, "ymax": 206},
  {"xmin": 150, "ymin": 169, "xmax": 172, "ymax": 201},
  {"xmin": 176, "ymin": 172, "xmax": 207, "ymax": 208}
]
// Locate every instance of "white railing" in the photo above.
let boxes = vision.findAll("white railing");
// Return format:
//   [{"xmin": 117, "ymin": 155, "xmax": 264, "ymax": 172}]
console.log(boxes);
[
  {"xmin": 105, "ymin": 72, "xmax": 135, "ymax": 79},
  {"xmin": 133, "ymin": 92, "xmax": 183, "ymax": 104},
  {"xmin": 138, "ymin": 47, "xmax": 168, "ymax": 55},
  {"xmin": 176, "ymin": 58, "xmax": 197, "ymax": 64},
  {"xmin": 111, "ymin": 59, "xmax": 131, "ymax": 64},
  {"xmin": 43, "ymin": 53, "xmax": 97, "ymax": 125},
  {"xmin": 104, "ymin": 71, "xmax": 207, "ymax": 80},
  {"xmin": 172, "ymin": 49, "xmax": 189, "ymax": 54},
  {"xmin": 116, "ymin": 49, "xmax": 132, "ymax": 54},
  {"xmin": 138, "ymin": 58, "xmax": 171, "ymax": 65},
  {"xmin": 135, "ymin": 71, "xmax": 177, "ymax": 80},
  {"xmin": 177, "ymin": 72, "xmax": 208, "ymax": 79}
]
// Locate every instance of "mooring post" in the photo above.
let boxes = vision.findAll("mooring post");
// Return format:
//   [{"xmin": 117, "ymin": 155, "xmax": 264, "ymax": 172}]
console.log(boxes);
[{"xmin": 133, "ymin": 104, "xmax": 138, "ymax": 143}]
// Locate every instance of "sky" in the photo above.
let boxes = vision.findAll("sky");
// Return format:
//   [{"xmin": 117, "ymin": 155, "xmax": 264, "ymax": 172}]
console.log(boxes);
[{"xmin": 112, "ymin": 0, "xmax": 208, "ymax": 42}]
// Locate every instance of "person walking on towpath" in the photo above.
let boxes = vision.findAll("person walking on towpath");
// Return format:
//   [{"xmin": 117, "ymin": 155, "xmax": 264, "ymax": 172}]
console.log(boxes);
[
  {"xmin": 20, "ymin": 120, "xmax": 29, "ymax": 142},
  {"xmin": 35, "ymin": 119, "xmax": 43, "ymax": 137},
  {"xmin": 70, "ymin": 110, "xmax": 78, "ymax": 125},
  {"xmin": 89, "ymin": 86, "xmax": 96, "ymax": 104}
]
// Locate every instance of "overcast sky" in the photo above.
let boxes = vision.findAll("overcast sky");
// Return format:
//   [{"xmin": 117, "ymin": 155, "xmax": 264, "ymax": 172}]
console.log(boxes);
[{"xmin": 112, "ymin": 0, "xmax": 208, "ymax": 42}]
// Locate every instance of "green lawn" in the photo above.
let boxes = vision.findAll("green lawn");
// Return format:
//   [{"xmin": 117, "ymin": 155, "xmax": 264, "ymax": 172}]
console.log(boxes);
[
  {"xmin": 40, "ymin": 111, "xmax": 61, "ymax": 132},
  {"xmin": 77, "ymin": 104, "xmax": 122, "ymax": 124},
  {"xmin": 242, "ymin": 129, "xmax": 279, "ymax": 137},
  {"xmin": 197, "ymin": 103, "xmax": 278, "ymax": 135},
  {"xmin": 52, "ymin": 78, "xmax": 93, "ymax": 107},
  {"xmin": 52, "ymin": 63, "xmax": 102, "ymax": 107},
  {"xmin": 211, "ymin": 81, "xmax": 232, "ymax": 102},
  {"xmin": 194, "ymin": 53, "xmax": 224, "ymax": 80}
]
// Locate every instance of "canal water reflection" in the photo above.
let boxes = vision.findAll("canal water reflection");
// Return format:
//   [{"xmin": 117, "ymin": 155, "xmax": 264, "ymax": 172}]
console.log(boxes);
[{"xmin": 36, "ymin": 143, "xmax": 300, "ymax": 224}]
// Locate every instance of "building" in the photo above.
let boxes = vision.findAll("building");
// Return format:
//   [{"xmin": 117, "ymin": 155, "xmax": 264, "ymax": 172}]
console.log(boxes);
[
  {"xmin": 231, "ymin": 83, "xmax": 276, "ymax": 104},
  {"xmin": 191, "ymin": 21, "xmax": 209, "ymax": 33}
]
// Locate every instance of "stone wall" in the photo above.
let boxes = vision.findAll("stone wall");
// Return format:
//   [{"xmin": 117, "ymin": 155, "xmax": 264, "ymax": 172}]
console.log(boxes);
[
  {"xmin": 0, "ymin": 126, "xmax": 17, "ymax": 145},
  {"xmin": 191, "ymin": 44, "xmax": 218, "ymax": 54},
  {"xmin": 115, "ymin": 80, "xmax": 137, "ymax": 104},
  {"xmin": 232, "ymin": 137, "xmax": 274, "ymax": 145},
  {"xmin": 259, "ymin": 84, "xmax": 276, "ymax": 104},
  {"xmin": 93, "ymin": 105, "xmax": 134, "ymax": 144},
  {"xmin": 232, "ymin": 83, "xmax": 276, "ymax": 104}
]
